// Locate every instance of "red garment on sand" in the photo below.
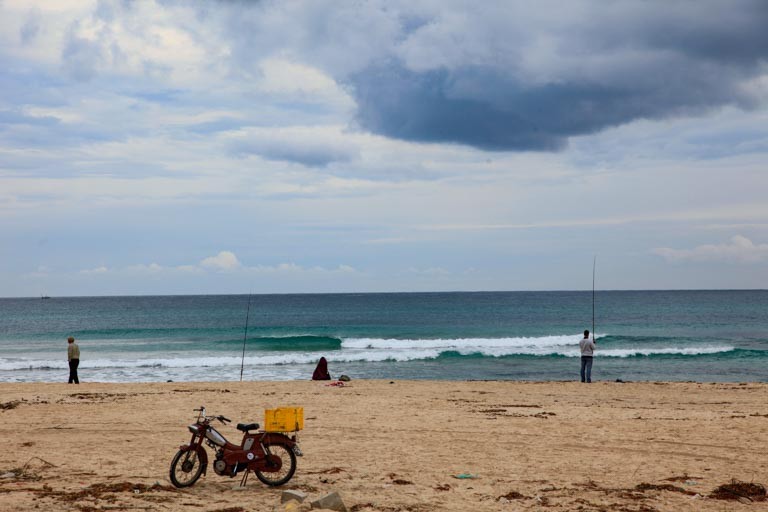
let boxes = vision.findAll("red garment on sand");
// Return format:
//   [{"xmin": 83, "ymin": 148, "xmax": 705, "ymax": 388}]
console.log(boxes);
[{"xmin": 312, "ymin": 357, "xmax": 331, "ymax": 380}]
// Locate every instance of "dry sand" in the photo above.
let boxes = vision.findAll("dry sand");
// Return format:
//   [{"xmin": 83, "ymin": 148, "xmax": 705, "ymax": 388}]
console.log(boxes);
[{"xmin": 0, "ymin": 379, "xmax": 766, "ymax": 511}]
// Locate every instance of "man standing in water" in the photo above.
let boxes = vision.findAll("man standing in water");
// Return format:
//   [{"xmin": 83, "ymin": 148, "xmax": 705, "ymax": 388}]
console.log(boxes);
[
  {"xmin": 67, "ymin": 336, "xmax": 80, "ymax": 384},
  {"xmin": 579, "ymin": 330, "xmax": 596, "ymax": 383}
]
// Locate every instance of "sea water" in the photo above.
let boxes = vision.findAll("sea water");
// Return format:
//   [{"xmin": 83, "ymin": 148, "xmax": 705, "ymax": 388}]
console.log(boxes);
[{"xmin": 0, "ymin": 291, "xmax": 766, "ymax": 383}]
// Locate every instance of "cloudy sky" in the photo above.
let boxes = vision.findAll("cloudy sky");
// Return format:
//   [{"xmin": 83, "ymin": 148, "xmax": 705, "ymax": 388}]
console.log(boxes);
[{"xmin": 2, "ymin": 0, "xmax": 767, "ymax": 297}]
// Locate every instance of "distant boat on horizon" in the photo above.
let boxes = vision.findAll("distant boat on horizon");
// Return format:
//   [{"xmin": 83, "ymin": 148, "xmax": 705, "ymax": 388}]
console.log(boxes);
[{"xmin": 41, "ymin": 295, "xmax": 51, "ymax": 300}]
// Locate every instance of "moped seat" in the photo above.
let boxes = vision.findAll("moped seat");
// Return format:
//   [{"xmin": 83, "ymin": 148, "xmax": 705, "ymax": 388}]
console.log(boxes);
[{"xmin": 237, "ymin": 422, "xmax": 259, "ymax": 432}]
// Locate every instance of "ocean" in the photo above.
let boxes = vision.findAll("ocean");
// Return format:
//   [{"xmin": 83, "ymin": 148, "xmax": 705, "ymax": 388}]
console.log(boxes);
[{"xmin": 0, "ymin": 291, "xmax": 766, "ymax": 383}]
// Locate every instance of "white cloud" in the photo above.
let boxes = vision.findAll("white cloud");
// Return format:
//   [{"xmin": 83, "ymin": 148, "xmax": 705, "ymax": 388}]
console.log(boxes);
[
  {"xmin": 408, "ymin": 266, "xmax": 451, "ymax": 276},
  {"xmin": 125, "ymin": 263, "xmax": 164, "ymax": 273},
  {"xmin": 247, "ymin": 263, "xmax": 358, "ymax": 275},
  {"xmin": 230, "ymin": 125, "xmax": 359, "ymax": 167},
  {"xmin": 200, "ymin": 251, "xmax": 240, "ymax": 271},
  {"xmin": 72, "ymin": 254, "xmax": 357, "ymax": 278},
  {"xmin": 176, "ymin": 265, "xmax": 200, "ymax": 273},
  {"xmin": 256, "ymin": 58, "xmax": 354, "ymax": 109},
  {"xmin": 22, "ymin": 266, "xmax": 52, "ymax": 279},
  {"xmin": 80, "ymin": 265, "xmax": 109, "ymax": 274},
  {"xmin": 652, "ymin": 235, "xmax": 768, "ymax": 263}
]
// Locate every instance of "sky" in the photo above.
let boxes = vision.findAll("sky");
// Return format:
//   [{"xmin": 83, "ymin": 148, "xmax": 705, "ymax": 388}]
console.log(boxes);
[{"xmin": 1, "ymin": 0, "xmax": 768, "ymax": 297}]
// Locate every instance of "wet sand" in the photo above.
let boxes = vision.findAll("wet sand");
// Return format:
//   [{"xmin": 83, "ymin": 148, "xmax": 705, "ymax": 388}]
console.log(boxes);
[{"xmin": 0, "ymin": 379, "xmax": 766, "ymax": 511}]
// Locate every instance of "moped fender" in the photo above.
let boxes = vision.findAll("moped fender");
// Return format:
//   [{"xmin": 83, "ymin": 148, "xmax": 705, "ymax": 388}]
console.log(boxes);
[
  {"xmin": 260, "ymin": 432, "xmax": 296, "ymax": 447},
  {"xmin": 179, "ymin": 444, "xmax": 208, "ymax": 475}
]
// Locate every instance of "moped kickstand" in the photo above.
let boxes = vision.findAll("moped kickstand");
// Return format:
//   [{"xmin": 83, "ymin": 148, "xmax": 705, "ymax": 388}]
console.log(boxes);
[{"xmin": 239, "ymin": 469, "xmax": 251, "ymax": 487}]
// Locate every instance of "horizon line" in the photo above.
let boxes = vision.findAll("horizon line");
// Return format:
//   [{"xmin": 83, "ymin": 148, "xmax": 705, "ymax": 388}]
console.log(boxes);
[{"xmin": 3, "ymin": 288, "xmax": 767, "ymax": 300}]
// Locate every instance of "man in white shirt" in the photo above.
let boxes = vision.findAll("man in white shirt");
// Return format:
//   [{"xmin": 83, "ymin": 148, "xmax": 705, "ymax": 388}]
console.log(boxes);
[
  {"xmin": 67, "ymin": 336, "xmax": 80, "ymax": 384},
  {"xmin": 579, "ymin": 330, "xmax": 596, "ymax": 383}
]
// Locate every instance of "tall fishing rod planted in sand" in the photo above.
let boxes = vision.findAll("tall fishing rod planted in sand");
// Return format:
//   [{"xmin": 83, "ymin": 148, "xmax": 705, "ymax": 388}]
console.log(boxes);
[
  {"xmin": 239, "ymin": 293, "xmax": 252, "ymax": 382},
  {"xmin": 592, "ymin": 256, "xmax": 596, "ymax": 343}
]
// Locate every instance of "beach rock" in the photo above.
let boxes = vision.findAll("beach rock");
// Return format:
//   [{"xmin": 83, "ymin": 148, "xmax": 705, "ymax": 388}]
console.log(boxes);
[
  {"xmin": 311, "ymin": 491, "xmax": 348, "ymax": 512},
  {"xmin": 282, "ymin": 489, "xmax": 308, "ymax": 503},
  {"xmin": 283, "ymin": 501, "xmax": 312, "ymax": 512}
]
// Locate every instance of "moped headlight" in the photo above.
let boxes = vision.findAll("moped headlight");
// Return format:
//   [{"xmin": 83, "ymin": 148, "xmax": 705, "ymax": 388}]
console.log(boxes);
[{"xmin": 188, "ymin": 424, "xmax": 201, "ymax": 435}]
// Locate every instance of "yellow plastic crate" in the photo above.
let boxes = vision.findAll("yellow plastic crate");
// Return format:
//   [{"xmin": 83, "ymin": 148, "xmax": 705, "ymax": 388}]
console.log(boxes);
[{"xmin": 264, "ymin": 407, "xmax": 304, "ymax": 432}]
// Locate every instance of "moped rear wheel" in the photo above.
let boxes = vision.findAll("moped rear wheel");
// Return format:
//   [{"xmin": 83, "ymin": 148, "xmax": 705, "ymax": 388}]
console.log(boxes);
[
  {"xmin": 169, "ymin": 448, "xmax": 204, "ymax": 488},
  {"xmin": 255, "ymin": 443, "xmax": 296, "ymax": 486}
]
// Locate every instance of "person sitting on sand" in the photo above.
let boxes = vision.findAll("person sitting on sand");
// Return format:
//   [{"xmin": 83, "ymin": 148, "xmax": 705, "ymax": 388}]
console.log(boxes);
[
  {"xmin": 312, "ymin": 357, "xmax": 331, "ymax": 380},
  {"xmin": 67, "ymin": 336, "xmax": 80, "ymax": 384},
  {"xmin": 579, "ymin": 330, "xmax": 596, "ymax": 383}
]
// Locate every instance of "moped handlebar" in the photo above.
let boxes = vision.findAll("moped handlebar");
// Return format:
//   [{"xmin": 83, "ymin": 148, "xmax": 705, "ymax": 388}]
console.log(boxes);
[
  {"xmin": 192, "ymin": 407, "xmax": 231, "ymax": 425},
  {"xmin": 193, "ymin": 406, "xmax": 207, "ymax": 422}
]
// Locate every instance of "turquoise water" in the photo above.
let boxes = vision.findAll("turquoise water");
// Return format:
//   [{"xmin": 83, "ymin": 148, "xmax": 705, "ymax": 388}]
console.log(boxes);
[{"xmin": 0, "ymin": 291, "xmax": 766, "ymax": 383}]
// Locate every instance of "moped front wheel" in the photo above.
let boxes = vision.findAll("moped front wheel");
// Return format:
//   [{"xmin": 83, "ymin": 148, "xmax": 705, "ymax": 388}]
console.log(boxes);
[
  {"xmin": 255, "ymin": 443, "xmax": 296, "ymax": 486},
  {"xmin": 169, "ymin": 448, "xmax": 204, "ymax": 488}
]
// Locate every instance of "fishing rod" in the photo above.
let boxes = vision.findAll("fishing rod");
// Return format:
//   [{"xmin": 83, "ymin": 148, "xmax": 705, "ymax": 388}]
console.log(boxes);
[
  {"xmin": 592, "ymin": 256, "xmax": 596, "ymax": 343},
  {"xmin": 239, "ymin": 293, "xmax": 252, "ymax": 382}
]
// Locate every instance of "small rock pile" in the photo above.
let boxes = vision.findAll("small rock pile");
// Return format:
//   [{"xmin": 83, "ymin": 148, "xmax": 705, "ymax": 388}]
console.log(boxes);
[{"xmin": 277, "ymin": 489, "xmax": 348, "ymax": 512}]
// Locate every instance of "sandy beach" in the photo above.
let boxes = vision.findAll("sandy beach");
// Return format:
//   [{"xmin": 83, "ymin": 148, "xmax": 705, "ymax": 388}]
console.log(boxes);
[{"xmin": 0, "ymin": 379, "xmax": 766, "ymax": 511}]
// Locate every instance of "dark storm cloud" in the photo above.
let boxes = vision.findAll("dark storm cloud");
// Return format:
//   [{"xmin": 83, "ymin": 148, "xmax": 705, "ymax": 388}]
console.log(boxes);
[
  {"xmin": 346, "ymin": 1, "xmax": 768, "ymax": 151},
  {"xmin": 349, "ymin": 59, "xmax": 747, "ymax": 151},
  {"xmin": 601, "ymin": 1, "xmax": 768, "ymax": 66},
  {"xmin": 351, "ymin": 65, "xmax": 651, "ymax": 151}
]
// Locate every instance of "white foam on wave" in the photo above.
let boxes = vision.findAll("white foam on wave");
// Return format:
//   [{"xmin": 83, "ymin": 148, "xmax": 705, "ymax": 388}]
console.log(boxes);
[
  {"xmin": 0, "ymin": 349, "xmax": 442, "ymax": 371},
  {"xmin": 597, "ymin": 346, "xmax": 734, "ymax": 358},
  {"xmin": 342, "ymin": 334, "xmax": 580, "ymax": 350},
  {"xmin": 0, "ymin": 336, "xmax": 737, "ymax": 373}
]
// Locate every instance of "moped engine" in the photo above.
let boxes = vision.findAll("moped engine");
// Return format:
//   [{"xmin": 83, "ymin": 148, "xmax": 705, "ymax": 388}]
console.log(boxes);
[{"xmin": 213, "ymin": 451, "xmax": 229, "ymax": 476}]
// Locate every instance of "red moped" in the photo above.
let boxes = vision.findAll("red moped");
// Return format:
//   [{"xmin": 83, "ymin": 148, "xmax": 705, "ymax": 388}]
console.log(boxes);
[{"xmin": 169, "ymin": 406, "xmax": 302, "ymax": 488}]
